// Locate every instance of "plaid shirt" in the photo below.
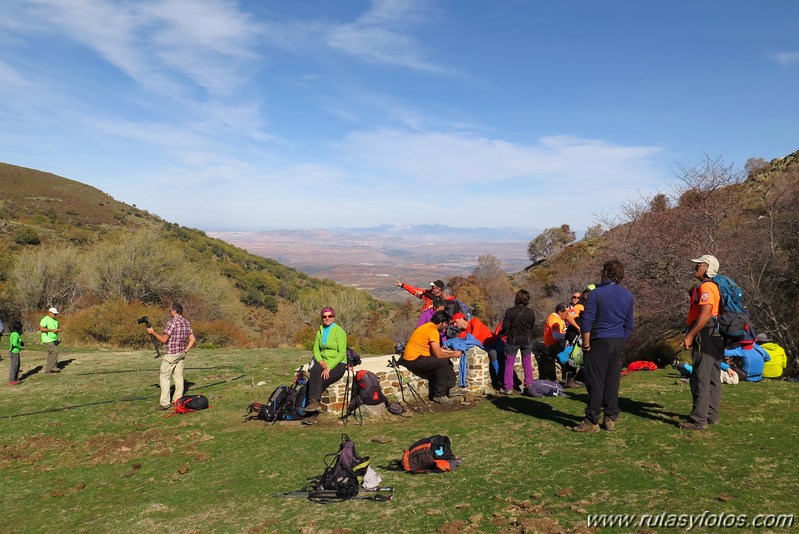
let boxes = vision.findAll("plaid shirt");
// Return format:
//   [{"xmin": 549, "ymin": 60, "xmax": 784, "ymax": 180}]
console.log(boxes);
[{"xmin": 164, "ymin": 314, "xmax": 193, "ymax": 354}]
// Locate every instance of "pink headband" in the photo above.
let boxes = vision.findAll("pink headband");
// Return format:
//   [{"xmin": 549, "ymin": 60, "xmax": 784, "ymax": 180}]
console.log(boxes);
[{"xmin": 321, "ymin": 307, "xmax": 336, "ymax": 318}]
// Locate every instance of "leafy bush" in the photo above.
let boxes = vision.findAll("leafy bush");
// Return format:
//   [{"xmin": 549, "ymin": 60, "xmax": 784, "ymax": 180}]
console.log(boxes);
[
  {"xmin": 70, "ymin": 300, "xmax": 166, "ymax": 348},
  {"xmin": 13, "ymin": 227, "xmax": 41, "ymax": 245},
  {"xmin": 191, "ymin": 319, "xmax": 249, "ymax": 349}
]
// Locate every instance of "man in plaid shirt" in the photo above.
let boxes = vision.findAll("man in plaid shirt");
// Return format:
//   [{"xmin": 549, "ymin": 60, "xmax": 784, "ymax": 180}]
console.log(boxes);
[{"xmin": 147, "ymin": 303, "xmax": 196, "ymax": 410}]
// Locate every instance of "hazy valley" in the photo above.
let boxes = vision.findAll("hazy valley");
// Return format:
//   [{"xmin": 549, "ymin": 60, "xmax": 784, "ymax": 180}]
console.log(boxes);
[{"xmin": 209, "ymin": 225, "xmax": 533, "ymax": 301}]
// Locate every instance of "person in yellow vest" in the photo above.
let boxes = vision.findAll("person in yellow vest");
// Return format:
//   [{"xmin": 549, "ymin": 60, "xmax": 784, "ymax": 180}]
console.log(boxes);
[{"xmin": 757, "ymin": 333, "xmax": 788, "ymax": 379}]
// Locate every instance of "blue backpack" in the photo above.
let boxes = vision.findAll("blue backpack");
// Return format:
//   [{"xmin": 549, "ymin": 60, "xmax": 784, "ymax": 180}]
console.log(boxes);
[{"xmin": 709, "ymin": 275, "xmax": 751, "ymax": 341}]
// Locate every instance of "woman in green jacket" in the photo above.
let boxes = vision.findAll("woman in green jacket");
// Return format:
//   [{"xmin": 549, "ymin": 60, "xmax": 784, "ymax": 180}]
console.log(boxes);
[
  {"xmin": 9, "ymin": 321, "xmax": 25, "ymax": 385},
  {"xmin": 305, "ymin": 307, "xmax": 347, "ymax": 412}
]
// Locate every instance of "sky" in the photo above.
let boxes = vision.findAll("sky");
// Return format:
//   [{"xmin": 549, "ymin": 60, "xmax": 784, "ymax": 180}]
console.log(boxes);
[{"xmin": 1, "ymin": 1, "xmax": 797, "ymax": 233}]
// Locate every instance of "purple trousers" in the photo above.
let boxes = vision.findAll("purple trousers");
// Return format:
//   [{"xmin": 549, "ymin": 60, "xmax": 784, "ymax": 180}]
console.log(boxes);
[{"xmin": 504, "ymin": 343, "xmax": 534, "ymax": 390}]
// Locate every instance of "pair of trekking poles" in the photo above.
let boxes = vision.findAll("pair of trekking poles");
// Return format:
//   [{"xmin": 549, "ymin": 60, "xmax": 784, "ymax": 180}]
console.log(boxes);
[{"xmin": 339, "ymin": 354, "xmax": 432, "ymax": 426}]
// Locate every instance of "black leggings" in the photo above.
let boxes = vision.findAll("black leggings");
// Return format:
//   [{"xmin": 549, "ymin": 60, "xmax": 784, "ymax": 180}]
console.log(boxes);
[{"xmin": 307, "ymin": 360, "xmax": 346, "ymax": 401}]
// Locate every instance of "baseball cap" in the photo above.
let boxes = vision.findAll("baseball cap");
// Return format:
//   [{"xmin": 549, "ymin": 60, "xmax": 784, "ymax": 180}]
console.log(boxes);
[
  {"xmin": 451, "ymin": 312, "xmax": 466, "ymax": 322},
  {"xmin": 756, "ymin": 333, "xmax": 771, "ymax": 343},
  {"xmin": 48, "ymin": 307, "xmax": 59, "ymax": 314},
  {"xmin": 691, "ymin": 255, "xmax": 719, "ymax": 277},
  {"xmin": 430, "ymin": 280, "xmax": 445, "ymax": 289}
]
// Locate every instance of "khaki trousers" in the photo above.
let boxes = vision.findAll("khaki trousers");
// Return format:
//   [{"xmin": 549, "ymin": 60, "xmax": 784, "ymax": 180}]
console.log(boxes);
[
  {"xmin": 45, "ymin": 342, "xmax": 59, "ymax": 371},
  {"xmin": 159, "ymin": 352, "xmax": 186, "ymax": 407}
]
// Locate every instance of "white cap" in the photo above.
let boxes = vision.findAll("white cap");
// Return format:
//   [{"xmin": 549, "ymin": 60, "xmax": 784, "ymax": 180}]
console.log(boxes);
[
  {"xmin": 48, "ymin": 307, "xmax": 59, "ymax": 314},
  {"xmin": 691, "ymin": 255, "xmax": 719, "ymax": 277}
]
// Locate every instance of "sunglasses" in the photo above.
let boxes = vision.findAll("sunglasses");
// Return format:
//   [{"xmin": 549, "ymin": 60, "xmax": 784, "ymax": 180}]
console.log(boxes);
[
  {"xmin": 321, "ymin": 314, "xmax": 334, "ymax": 319},
  {"xmin": 572, "ymin": 296, "xmax": 580, "ymax": 299}
]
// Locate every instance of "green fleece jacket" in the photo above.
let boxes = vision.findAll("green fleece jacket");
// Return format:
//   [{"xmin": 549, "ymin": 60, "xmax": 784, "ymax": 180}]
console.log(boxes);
[{"xmin": 313, "ymin": 323, "xmax": 347, "ymax": 368}]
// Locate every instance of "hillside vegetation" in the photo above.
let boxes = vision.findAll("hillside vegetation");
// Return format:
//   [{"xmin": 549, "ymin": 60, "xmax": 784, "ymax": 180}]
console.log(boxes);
[
  {"xmin": 2, "ymin": 149, "xmax": 797, "ymax": 364},
  {"xmin": 0, "ymin": 163, "xmax": 403, "ymax": 353},
  {"xmin": 502, "ymin": 150, "xmax": 799, "ymax": 364}
]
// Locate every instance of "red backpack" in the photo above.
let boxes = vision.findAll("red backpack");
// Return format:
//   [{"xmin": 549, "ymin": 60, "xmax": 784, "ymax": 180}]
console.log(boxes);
[
  {"xmin": 348, "ymin": 370, "xmax": 387, "ymax": 412},
  {"xmin": 174, "ymin": 394, "xmax": 209, "ymax": 414}
]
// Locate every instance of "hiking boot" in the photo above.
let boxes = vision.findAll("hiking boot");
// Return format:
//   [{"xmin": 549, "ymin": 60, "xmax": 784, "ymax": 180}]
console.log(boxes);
[
  {"xmin": 432, "ymin": 396, "xmax": 453, "ymax": 405},
  {"xmin": 602, "ymin": 417, "xmax": 616, "ymax": 432},
  {"xmin": 8, "ymin": 381, "xmax": 21, "ymax": 386},
  {"xmin": 301, "ymin": 414, "xmax": 318, "ymax": 425},
  {"xmin": 46, "ymin": 368, "xmax": 61, "ymax": 373},
  {"xmin": 498, "ymin": 388, "xmax": 514, "ymax": 396},
  {"xmin": 305, "ymin": 399, "xmax": 320, "ymax": 411},
  {"xmin": 678, "ymin": 421, "xmax": 707, "ymax": 431},
  {"xmin": 449, "ymin": 387, "xmax": 470, "ymax": 397},
  {"xmin": 155, "ymin": 404, "xmax": 170, "ymax": 411},
  {"xmin": 572, "ymin": 420, "xmax": 600, "ymax": 433}
]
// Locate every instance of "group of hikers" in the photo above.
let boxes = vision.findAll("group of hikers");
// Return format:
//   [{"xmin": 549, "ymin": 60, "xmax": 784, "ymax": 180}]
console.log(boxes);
[
  {"xmin": 5, "ymin": 254, "xmax": 791, "ymax": 434},
  {"xmin": 386, "ymin": 255, "xmax": 790, "ymax": 432},
  {"xmin": 4, "ymin": 307, "xmax": 63, "ymax": 385}
]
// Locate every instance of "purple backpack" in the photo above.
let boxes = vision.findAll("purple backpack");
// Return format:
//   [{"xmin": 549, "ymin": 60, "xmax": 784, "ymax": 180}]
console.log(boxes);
[{"xmin": 524, "ymin": 380, "xmax": 564, "ymax": 398}]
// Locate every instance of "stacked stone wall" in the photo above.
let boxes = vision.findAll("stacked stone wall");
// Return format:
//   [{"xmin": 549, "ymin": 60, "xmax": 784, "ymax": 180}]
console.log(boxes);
[{"xmin": 318, "ymin": 347, "xmax": 559, "ymax": 412}]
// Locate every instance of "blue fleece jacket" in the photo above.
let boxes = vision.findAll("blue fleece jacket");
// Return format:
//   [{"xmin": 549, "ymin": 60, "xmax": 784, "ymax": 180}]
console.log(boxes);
[
  {"xmin": 580, "ymin": 280, "xmax": 634, "ymax": 340},
  {"xmin": 724, "ymin": 344, "xmax": 770, "ymax": 382}
]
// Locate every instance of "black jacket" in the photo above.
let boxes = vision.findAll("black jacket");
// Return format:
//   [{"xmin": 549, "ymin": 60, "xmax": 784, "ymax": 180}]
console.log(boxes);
[{"xmin": 499, "ymin": 305, "xmax": 536, "ymax": 346}]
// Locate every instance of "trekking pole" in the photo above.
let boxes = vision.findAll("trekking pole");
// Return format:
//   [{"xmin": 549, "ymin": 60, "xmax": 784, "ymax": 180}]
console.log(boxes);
[{"xmin": 388, "ymin": 355, "xmax": 432, "ymax": 414}]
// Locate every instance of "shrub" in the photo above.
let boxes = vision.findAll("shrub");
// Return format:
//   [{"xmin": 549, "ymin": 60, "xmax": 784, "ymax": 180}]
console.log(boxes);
[
  {"xmin": 11, "ymin": 246, "xmax": 83, "ymax": 311},
  {"xmin": 191, "ymin": 320, "xmax": 249, "ymax": 349},
  {"xmin": 13, "ymin": 227, "xmax": 41, "ymax": 245},
  {"xmin": 70, "ymin": 300, "xmax": 165, "ymax": 348}
]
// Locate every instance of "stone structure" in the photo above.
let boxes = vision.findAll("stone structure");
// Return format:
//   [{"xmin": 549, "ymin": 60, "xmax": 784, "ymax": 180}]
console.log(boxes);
[{"xmin": 318, "ymin": 347, "xmax": 555, "ymax": 412}]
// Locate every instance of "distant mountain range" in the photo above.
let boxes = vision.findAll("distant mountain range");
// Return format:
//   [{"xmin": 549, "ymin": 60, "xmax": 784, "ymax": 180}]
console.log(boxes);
[{"xmin": 209, "ymin": 225, "xmax": 537, "ymax": 301}]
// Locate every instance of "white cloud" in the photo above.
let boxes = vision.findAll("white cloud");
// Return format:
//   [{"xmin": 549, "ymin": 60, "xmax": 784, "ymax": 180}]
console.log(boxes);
[
  {"xmin": 326, "ymin": 0, "xmax": 443, "ymax": 72},
  {"xmin": 0, "ymin": 58, "xmax": 29, "ymax": 87},
  {"xmin": 774, "ymin": 51, "xmax": 799, "ymax": 67},
  {"xmin": 335, "ymin": 129, "xmax": 663, "ymax": 186},
  {"xmin": 17, "ymin": 0, "xmax": 260, "ymax": 96}
]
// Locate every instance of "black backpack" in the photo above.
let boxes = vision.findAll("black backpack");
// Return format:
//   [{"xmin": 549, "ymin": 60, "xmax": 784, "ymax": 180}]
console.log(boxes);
[
  {"xmin": 443, "ymin": 299, "xmax": 470, "ymax": 320},
  {"xmin": 246, "ymin": 369, "xmax": 308, "ymax": 423},
  {"xmin": 310, "ymin": 434, "xmax": 371, "ymax": 501},
  {"xmin": 174, "ymin": 394, "xmax": 209, "ymax": 414}
]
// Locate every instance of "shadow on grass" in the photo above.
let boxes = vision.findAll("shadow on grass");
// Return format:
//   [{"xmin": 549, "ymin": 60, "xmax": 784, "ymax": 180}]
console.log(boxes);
[
  {"xmin": 563, "ymin": 390, "xmax": 684, "ymax": 426},
  {"xmin": 55, "ymin": 358, "xmax": 75, "ymax": 371},
  {"xmin": 19, "ymin": 365, "xmax": 43, "ymax": 381},
  {"xmin": 489, "ymin": 395, "xmax": 582, "ymax": 428}
]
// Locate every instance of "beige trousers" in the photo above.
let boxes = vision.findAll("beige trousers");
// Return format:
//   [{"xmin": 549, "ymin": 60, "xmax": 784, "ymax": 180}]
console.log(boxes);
[
  {"xmin": 45, "ymin": 342, "xmax": 59, "ymax": 371},
  {"xmin": 159, "ymin": 352, "xmax": 186, "ymax": 407}
]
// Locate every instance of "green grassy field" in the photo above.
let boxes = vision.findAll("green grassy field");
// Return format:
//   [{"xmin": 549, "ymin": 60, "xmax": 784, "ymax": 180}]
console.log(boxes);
[{"xmin": 1, "ymin": 347, "xmax": 796, "ymax": 533}]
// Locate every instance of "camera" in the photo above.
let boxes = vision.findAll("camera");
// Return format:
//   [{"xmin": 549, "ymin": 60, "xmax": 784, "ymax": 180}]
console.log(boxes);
[{"xmin": 137, "ymin": 316, "xmax": 152, "ymax": 328}]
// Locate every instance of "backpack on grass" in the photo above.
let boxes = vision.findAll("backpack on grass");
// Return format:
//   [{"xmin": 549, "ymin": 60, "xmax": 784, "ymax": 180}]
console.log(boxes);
[
  {"xmin": 245, "ymin": 369, "xmax": 308, "ymax": 423},
  {"xmin": 524, "ymin": 380, "xmax": 564, "ymax": 398},
  {"xmin": 401, "ymin": 435, "xmax": 460, "ymax": 473},
  {"xmin": 174, "ymin": 394, "xmax": 209, "ymax": 414},
  {"xmin": 309, "ymin": 434, "xmax": 377, "ymax": 501}
]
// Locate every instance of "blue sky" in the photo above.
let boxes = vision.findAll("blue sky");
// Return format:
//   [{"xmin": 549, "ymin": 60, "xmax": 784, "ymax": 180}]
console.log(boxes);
[{"xmin": 1, "ymin": 0, "xmax": 797, "ymax": 232}]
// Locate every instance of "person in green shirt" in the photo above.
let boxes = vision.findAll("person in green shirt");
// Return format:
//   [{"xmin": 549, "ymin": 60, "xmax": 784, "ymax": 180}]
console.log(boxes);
[
  {"xmin": 303, "ymin": 307, "xmax": 347, "ymax": 421},
  {"xmin": 8, "ymin": 321, "xmax": 25, "ymax": 385},
  {"xmin": 39, "ymin": 307, "xmax": 61, "ymax": 373}
]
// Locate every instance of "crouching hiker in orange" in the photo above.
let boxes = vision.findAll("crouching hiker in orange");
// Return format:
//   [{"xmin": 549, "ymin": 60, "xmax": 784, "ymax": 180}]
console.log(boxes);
[{"xmin": 147, "ymin": 303, "xmax": 196, "ymax": 411}]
